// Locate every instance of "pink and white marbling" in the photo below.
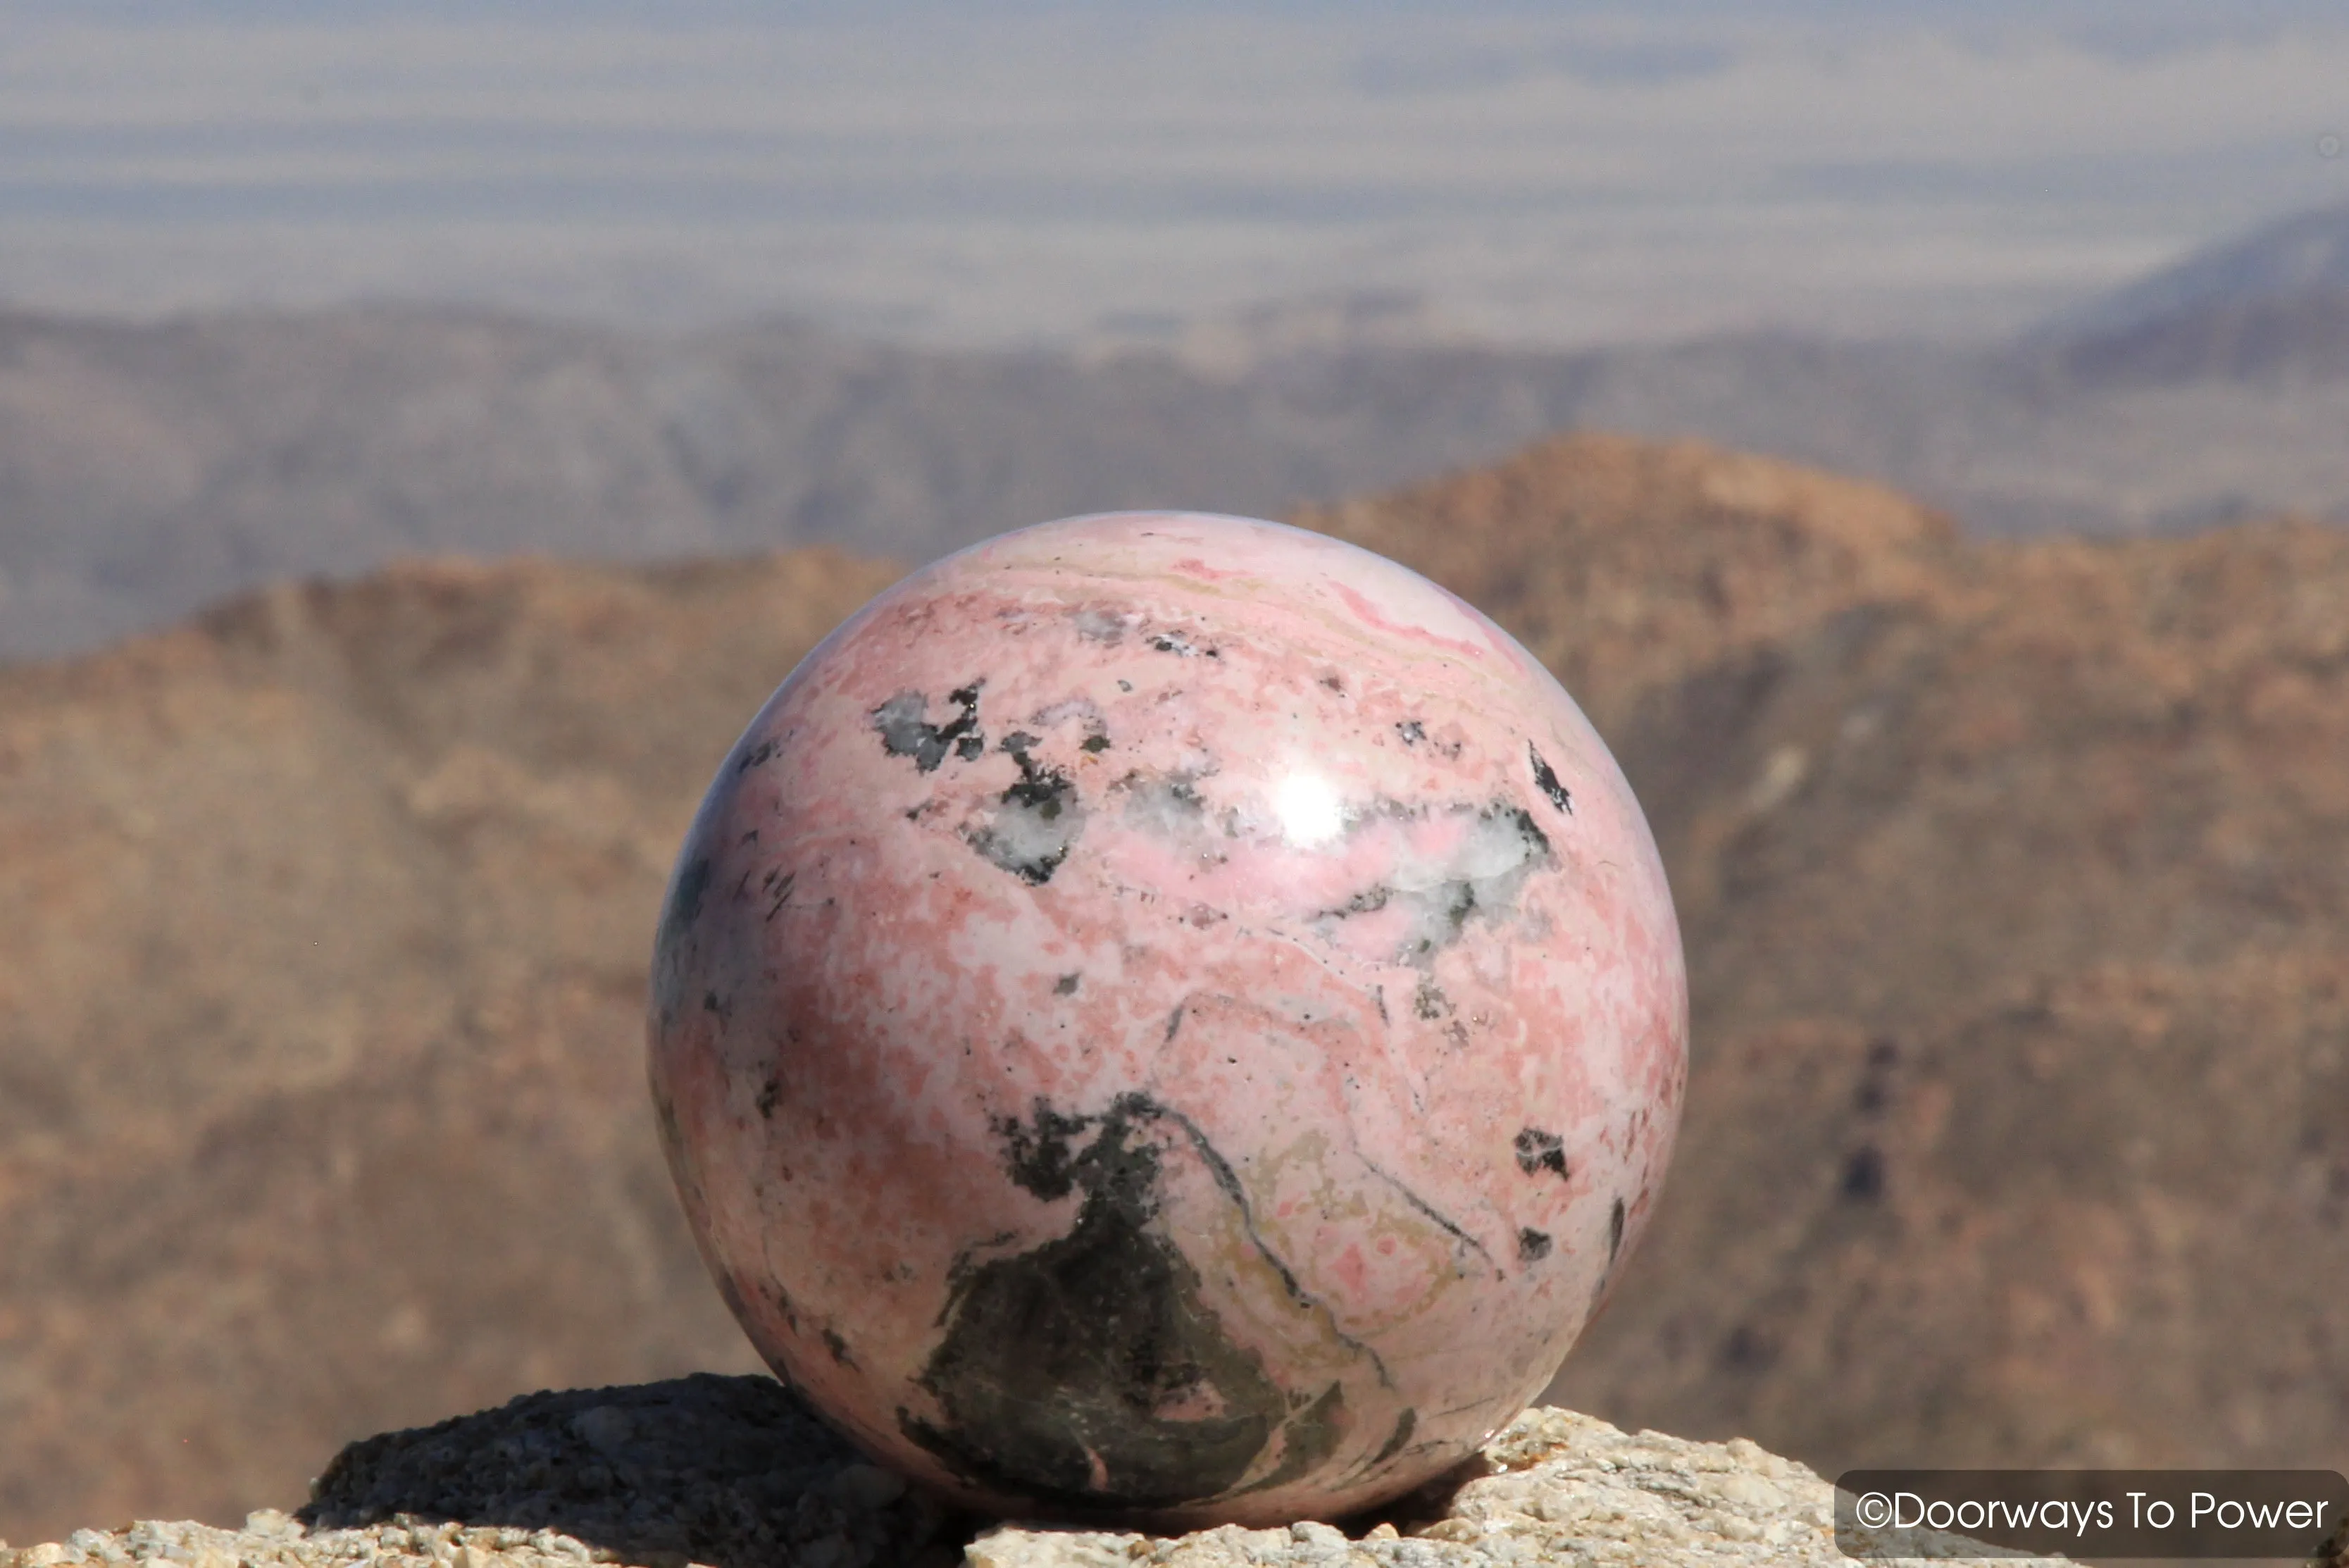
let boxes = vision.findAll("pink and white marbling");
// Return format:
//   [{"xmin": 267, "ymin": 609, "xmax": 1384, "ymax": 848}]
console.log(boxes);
[{"xmin": 648, "ymin": 512, "xmax": 1686, "ymax": 1526}]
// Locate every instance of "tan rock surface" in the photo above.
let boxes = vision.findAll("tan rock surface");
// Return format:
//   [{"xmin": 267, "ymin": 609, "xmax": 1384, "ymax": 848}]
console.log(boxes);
[
  {"xmin": 966, "ymin": 1406, "xmax": 1955, "ymax": 1567},
  {"xmin": 0, "ymin": 1384, "xmax": 2031, "ymax": 1568}
]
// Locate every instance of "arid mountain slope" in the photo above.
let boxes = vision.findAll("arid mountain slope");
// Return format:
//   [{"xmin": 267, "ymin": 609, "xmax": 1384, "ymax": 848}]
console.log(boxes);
[
  {"xmin": 0, "ymin": 550, "xmax": 900, "ymax": 1537},
  {"xmin": 1343, "ymin": 444, "xmax": 2349, "ymax": 1476},
  {"xmin": 1312, "ymin": 445, "xmax": 2349, "ymax": 1029},
  {"xmin": 1292, "ymin": 435, "xmax": 1960, "ymax": 728},
  {"xmin": 1564, "ymin": 950, "xmax": 2349, "ymax": 1472},
  {"xmin": 1319, "ymin": 435, "xmax": 2349, "ymax": 1468},
  {"xmin": 3, "ymin": 435, "xmax": 2346, "ymax": 1541}
]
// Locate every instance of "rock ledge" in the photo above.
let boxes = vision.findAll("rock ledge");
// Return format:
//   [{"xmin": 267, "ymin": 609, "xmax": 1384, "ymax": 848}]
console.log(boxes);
[{"xmin": 0, "ymin": 1379, "xmax": 2021, "ymax": 1568}]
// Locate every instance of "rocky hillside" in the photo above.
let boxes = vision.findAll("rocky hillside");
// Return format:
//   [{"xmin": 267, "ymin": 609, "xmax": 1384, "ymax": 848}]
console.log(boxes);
[
  {"xmin": 1304, "ymin": 442, "xmax": 2349, "ymax": 1469},
  {"xmin": 0, "ymin": 549, "xmax": 897, "ymax": 1536},
  {"xmin": 2, "ymin": 433, "xmax": 2346, "ymax": 1540}
]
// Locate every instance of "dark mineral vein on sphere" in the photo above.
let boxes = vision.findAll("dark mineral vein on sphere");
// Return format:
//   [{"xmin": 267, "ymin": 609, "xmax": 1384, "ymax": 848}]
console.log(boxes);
[
  {"xmin": 964, "ymin": 730, "xmax": 1085, "ymax": 884},
  {"xmin": 903, "ymin": 1096, "xmax": 1285, "ymax": 1511},
  {"xmin": 872, "ymin": 683, "xmax": 986, "ymax": 773}
]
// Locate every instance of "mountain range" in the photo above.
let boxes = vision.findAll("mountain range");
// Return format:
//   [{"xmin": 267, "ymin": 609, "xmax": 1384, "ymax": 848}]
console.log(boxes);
[
  {"xmin": 2, "ymin": 201, "xmax": 2346, "ymax": 666},
  {"xmin": 3, "ymin": 429, "xmax": 2343, "ymax": 1541}
]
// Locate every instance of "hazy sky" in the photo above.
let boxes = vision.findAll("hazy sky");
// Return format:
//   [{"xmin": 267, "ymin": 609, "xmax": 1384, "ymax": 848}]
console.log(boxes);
[{"xmin": 4, "ymin": 1, "xmax": 2346, "ymax": 347}]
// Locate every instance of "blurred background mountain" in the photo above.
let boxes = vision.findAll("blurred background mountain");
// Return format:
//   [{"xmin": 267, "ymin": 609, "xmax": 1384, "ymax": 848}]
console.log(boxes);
[
  {"xmin": 3, "ymin": 199, "xmax": 2348, "ymax": 664},
  {"xmin": 4, "ymin": 0, "xmax": 2348, "ymax": 1546}
]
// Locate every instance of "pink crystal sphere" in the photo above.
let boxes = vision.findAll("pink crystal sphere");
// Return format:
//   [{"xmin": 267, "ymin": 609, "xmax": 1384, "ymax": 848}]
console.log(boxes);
[{"xmin": 647, "ymin": 512, "xmax": 1686, "ymax": 1526}]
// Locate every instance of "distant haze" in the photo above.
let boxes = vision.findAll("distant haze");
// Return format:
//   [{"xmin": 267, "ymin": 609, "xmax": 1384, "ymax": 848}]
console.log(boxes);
[{"xmin": 5, "ymin": 1, "xmax": 2348, "ymax": 347}]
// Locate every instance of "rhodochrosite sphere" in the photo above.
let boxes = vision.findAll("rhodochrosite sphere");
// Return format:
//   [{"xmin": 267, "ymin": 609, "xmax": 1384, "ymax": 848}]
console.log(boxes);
[{"xmin": 648, "ymin": 511, "xmax": 1686, "ymax": 1526}]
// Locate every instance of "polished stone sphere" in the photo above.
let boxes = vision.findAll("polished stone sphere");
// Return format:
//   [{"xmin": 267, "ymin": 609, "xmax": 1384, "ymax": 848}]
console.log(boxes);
[{"xmin": 647, "ymin": 512, "xmax": 1686, "ymax": 1527}]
